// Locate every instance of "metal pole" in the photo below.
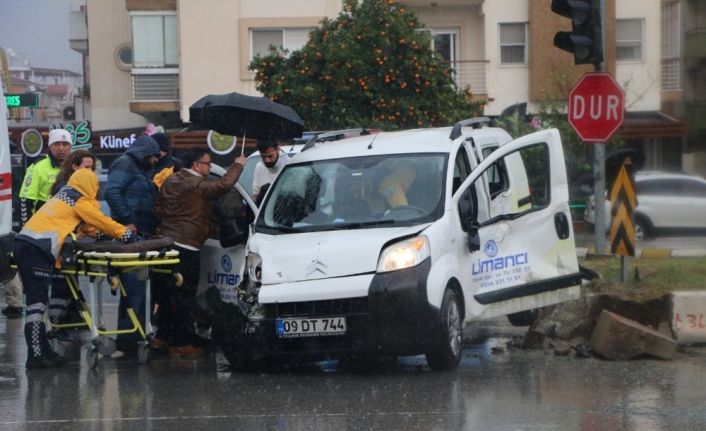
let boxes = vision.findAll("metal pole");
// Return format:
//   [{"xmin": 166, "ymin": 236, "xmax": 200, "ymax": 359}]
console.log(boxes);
[{"xmin": 593, "ymin": 0, "xmax": 607, "ymax": 255}]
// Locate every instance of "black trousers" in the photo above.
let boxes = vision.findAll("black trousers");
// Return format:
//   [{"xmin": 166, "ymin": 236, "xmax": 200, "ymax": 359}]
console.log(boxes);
[
  {"xmin": 13, "ymin": 241, "xmax": 54, "ymax": 323},
  {"xmin": 154, "ymin": 245, "xmax": 201, "ymax": 347}
]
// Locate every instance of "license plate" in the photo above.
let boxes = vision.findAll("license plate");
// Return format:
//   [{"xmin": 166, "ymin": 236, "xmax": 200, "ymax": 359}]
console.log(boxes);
[{"xmin": 276, "ymin": 317, "xmax": 347, "ymax": 338}]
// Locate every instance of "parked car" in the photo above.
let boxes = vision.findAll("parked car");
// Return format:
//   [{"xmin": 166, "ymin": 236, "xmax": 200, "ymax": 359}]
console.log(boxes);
[
  {"xmin": 202, "ymin": 118, "xmax": 582, "ymax": 371},
  {"xmin": 584, "ymin": 170, "xmax": 706, "ymax": 239}
]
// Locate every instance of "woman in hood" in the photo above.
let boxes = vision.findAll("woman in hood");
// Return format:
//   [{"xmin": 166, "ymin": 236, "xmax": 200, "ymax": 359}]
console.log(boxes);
[{"xmin": 14, "ymin": 169, "xmax": 136, "ymax": 369}]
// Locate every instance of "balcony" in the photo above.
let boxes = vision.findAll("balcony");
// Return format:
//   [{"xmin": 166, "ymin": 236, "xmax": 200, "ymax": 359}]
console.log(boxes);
[
  {"xmin": 444, "ymin": 60, "xmax": 488, "ymax": 98},
  {"xmin": 129, "ymin": 69, "xmax": 179, "ymax": 114},
  {"xmin": 661, "ymin": 57, "xmax": 681, "ymax": 91},
  {"xmin": 68, "ymin": 9, "xmax": 87, "ymax": 55},
  {"xmin": 685, "ymin": 28, "xmax": 706, "ymax": 71}
]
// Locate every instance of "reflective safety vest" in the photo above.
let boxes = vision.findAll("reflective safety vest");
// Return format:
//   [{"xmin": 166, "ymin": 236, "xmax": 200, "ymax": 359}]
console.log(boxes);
[{"xmin": 19, "ymin": 156, "xmax": 60, "ymax": 204}]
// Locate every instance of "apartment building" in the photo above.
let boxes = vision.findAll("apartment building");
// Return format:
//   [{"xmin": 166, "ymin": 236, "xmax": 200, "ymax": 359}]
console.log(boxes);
[{"xmin": 71, "ymin": 0, "xmax": 700, "ymax": 174}]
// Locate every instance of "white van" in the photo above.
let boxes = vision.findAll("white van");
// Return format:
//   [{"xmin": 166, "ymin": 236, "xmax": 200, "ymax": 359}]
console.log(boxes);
[
  {"xmin": 0, "ymin": 88, "xmax": 15, "ymax": 283},
  {"xmin": 219, "ymin": 119, "xmax": 582, "ymax": 371}
]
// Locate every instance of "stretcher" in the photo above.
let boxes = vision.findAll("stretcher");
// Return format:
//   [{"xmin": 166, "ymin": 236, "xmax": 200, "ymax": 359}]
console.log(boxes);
[{"xmin": 14, "ymin": 236, "xmax": 182, "ymax": 368}]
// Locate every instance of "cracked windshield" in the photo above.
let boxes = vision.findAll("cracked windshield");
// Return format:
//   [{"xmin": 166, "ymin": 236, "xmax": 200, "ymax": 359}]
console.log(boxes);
[{"xmin": 1, "ymin": 1, "xmax": 706, "ymax": 430}]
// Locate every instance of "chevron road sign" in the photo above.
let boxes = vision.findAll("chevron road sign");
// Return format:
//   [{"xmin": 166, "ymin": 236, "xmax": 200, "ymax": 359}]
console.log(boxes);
[{"xmin": 610, "ymin": 165, "xmax": 636, "ymax": 256}]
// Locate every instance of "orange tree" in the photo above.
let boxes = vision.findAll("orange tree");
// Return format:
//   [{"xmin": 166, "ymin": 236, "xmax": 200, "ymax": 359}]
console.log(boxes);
[{"xmin": 249, "ymin": 0, "xmax": 483, "ymax": 131}]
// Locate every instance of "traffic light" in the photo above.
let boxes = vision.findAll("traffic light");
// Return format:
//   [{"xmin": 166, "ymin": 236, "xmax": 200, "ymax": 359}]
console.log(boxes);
[{"xmin": 551, "ymin": 0, "xmax": 603, "ymax": 65}]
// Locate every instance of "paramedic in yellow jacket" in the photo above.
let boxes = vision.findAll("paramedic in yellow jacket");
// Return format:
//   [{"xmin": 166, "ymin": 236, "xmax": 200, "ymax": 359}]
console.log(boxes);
[{"xmin": 13, "ymin": 169, "xmax": 136, "ymax": 369}]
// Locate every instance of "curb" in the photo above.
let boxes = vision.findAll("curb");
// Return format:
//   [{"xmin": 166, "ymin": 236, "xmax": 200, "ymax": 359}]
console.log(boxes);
[
  {"xmin": 671, "ymin": 291, "xmax": 706, "ymax": 345},
  {"xmin": 577, "ymin": 247, "xmax": 706, "ymax": 258}
]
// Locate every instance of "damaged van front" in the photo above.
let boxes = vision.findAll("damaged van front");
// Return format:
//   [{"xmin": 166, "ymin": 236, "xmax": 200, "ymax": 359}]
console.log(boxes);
[{"xmin": 231, "ymin": 123, "xmax": 582, "ymax": 371}]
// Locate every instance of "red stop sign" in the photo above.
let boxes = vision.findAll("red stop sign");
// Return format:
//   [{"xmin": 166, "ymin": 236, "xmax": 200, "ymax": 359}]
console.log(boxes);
[{"xmin": 568, "ymin": 73, "xmax": 625, "ymax": 142}]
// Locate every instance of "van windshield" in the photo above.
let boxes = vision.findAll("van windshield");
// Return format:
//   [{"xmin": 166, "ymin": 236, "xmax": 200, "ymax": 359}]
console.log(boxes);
[{"xmin": 256, "ymin": 153, "xmax": 447, "ymax": 233}]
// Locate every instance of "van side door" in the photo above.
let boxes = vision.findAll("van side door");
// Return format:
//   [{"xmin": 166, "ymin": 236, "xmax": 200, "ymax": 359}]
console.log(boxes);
[
  {"xmin": 454, "ymin": 129, "xmax": 581, "ymax": 320},
  {"xmin": 199, "ymin": 180, "xmax": 257, "ymax": 302}
]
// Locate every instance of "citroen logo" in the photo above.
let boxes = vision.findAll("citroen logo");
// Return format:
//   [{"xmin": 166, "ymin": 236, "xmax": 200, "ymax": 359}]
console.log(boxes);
[{"xmin": 306, "ymin": 259, "xmax": 328, "ymax": 276}]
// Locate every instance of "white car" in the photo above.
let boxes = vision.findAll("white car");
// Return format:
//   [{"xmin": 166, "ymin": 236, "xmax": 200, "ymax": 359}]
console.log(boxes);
[
  {"xmin": 205, "ymin": 119, "xmax": 581, "ymax": 371},
  {"xmin": 584, "ymin": 171, "xmax": 706, "ymax": 239}
]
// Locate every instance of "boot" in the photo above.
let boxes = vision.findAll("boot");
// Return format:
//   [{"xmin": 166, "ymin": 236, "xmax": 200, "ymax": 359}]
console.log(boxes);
[{"xmin": 25, "ymin": 321, "xmax": 67, "ymax": 369}]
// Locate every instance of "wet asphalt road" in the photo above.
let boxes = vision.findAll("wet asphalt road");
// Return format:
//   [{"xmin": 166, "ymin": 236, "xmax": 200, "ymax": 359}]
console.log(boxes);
[{"xmin": 2, "ymin": 303, "xmax": 706, "ymax": 431}]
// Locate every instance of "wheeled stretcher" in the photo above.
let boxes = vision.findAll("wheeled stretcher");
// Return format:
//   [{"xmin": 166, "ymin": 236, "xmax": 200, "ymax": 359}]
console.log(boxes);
[{"xmin": 14, "ymin": 236, "xmax": 182, "ymax": 367}]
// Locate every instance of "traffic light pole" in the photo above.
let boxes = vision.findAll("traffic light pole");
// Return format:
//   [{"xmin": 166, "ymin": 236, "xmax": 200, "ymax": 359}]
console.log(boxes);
[{"xmin": 593, "ymin": 0, "xmax": 607, "ymax": 256}]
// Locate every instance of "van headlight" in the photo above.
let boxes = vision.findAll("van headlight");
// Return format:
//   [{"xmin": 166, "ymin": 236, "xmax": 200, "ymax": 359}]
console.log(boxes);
[
  {"xmin": 246, "ymin": 253, "xmax": 262, "ymax": 283},
  {"xmin": 377, "ymin": 235, "xmax": 430, "ymax": 273}
]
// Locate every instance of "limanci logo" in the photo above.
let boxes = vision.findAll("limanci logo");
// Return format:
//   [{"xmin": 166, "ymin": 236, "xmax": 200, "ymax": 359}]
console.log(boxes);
[
  {"xmin": 207, "ymin": 254, "xmax": 239, "ymax": 286},
  {"xmin": 484, "ymin": 239, "xmax": 498, "ymax": 257},
  {"xmin": 221, "ymin": 255, "xmax": 232, "ymax": 272}
]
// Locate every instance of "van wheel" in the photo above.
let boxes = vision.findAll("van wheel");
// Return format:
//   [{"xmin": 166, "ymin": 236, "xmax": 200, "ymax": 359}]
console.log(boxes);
[
  {"xmin": 507, "ymin": 309, "xmax": 538, "ymax": 327},
  {"xmin": 425, "ymin": 289, "xmax": 462, "ymax": 371}
]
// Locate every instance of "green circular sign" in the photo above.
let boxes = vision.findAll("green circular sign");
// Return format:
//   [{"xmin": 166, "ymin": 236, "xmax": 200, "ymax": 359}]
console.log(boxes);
[
  {"xmin": 21, "ymin": 129, "xmax": 44, "ymax": 157},
  {"xmin": 207, "ymin": 130, "xmax": 236, "ymax": 155}
]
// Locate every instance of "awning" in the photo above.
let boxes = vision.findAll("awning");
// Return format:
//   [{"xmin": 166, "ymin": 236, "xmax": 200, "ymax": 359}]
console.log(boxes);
[{"xmin": 617, "ymin": 111, "xmax": 686, "ymax": 140}]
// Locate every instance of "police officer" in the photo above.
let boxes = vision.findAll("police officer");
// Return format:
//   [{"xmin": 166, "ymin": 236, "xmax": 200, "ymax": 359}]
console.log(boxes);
[{"xmin": 19, "ymin": 129, "xmax": 72, "ymax": 224}]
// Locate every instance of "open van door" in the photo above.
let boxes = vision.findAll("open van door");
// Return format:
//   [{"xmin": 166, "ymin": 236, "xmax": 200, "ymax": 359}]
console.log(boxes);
[
  {"xmin": 199, "ymin": 176, "xmax": 257, "ymax": 302},
  {"xmin": 453, "ymin": 129, "xmax": 582, "ymax": 320},
  {"xmin": 0, "ymin": 89, "xmax": 16, "ymax": 283}
]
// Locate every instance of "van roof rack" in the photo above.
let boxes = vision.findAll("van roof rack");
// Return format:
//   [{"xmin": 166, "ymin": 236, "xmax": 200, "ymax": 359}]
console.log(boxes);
[
  {"xmin": 449, "ymin": 117, "xmax": 493, "ymax": 140},
  {"xmin": 301, "ymin": 128, "xmax": 371, "ymax": 152}
]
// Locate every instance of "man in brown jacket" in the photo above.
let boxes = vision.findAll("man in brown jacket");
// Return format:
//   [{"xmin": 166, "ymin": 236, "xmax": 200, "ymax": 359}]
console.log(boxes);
[{"xmin": 154, "ymin": 148, "xmax": 246, "ymax": 356}]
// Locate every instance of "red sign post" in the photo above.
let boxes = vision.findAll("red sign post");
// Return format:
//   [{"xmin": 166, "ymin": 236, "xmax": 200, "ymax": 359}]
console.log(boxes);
[{"xmin": 568, "ymin": 72, "xmax": 625, "ymax": 142}]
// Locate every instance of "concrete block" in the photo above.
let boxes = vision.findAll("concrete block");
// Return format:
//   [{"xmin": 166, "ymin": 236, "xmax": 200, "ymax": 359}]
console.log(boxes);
[
  {"xmin": 670, "ymin": 249, "xmax": 706, "ymax": 258},
  {"xmin": 640, "ymin": 248, "xmax": 672, "ymax": 258},
  {"xmin": 590, "ymin": 310, "xmax": 677, "ymax": 360},
  {"xmin": 671, "ymin": 291, "xmax": 706, "ymax": 345},
  {"xmin": 575, "ymin": 247, "xmax": 588, "ymax": 258}
]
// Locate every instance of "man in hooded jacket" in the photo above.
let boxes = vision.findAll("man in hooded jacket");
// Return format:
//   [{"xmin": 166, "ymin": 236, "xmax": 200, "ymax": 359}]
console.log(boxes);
[
  {"xmin": 104, "ymin": 135, "xmax": 160, "ymax": 352},
  {"xmin": 14, "ymin": 169, "xmax": 136, "ymax": 368}
]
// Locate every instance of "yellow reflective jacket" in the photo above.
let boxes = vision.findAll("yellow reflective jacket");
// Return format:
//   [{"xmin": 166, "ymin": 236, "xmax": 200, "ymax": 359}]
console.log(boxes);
[
  {"xmin": 16, "ymin": 169, "xmax": 131, "ymax": 267},
  {"xmin": 153, "ymin": 166, "xmax": 174, "ymax": 189}
]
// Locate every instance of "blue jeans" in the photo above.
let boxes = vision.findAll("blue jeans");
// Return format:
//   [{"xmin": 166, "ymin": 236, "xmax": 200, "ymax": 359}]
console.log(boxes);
[{"xmin": 116, "ymin": 272, "xmax": 146, "ymax": 343}]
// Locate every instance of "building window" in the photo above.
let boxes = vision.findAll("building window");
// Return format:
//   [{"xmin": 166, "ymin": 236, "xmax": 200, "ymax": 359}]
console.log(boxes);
[
  {"xmin": 115, "ymin": 43, "xmax": 133, "ymax": 71},
  {"xmin": 250, "ymin": 28, "xmax": 314, "ymax": 59},
  {"xmin": 616, "ymin": 19, "xmax": 644, "ymax": 62},
  {"xmin": 131, "ymin": 13, "xmax": 178, "ymax": 68},
  {"xmin": 499, "ymin": 23, "xmax": 527, "ymax": 65}
]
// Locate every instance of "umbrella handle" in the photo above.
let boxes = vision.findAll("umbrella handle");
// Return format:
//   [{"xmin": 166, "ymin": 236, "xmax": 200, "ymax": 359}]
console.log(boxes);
[{"xmin": 241, "ymin": 133, "xmax": 246, "ymax": 156}]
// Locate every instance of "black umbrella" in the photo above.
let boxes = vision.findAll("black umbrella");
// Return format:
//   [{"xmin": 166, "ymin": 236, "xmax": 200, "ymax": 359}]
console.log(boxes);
[{"xmin": 189, "ymin": 92, "xmax": 305, "ymax": 141}]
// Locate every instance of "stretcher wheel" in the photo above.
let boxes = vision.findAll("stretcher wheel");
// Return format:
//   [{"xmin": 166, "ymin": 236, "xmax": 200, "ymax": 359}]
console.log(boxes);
[
  {"xmin": 97, "ymin": 335, "xmax": 117, "ymax": 356},
  {"xmin": 137, "ymin": 343, "xmax": 151, "ymax": 364},
  {"xmin": 174, "ymin": 272, "xmax": 184, "ymax": 287},
  {"xmin": 85, "ymin": 347, "xmax": 99, "ymax": 369}
]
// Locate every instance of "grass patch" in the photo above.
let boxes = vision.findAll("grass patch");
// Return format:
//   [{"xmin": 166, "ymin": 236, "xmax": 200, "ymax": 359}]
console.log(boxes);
[{"xmin": 579, "ymin": 256, "xmax": 706, "ymax": 301}]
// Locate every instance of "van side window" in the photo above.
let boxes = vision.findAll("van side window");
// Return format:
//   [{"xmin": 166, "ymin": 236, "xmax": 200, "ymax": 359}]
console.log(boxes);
[
  {"xmin": 208, "ymin": 174, "xmax": 254, "ymax": 246},
  {"xmin": 473, "ymin": 143, "xmax": 550, "ymax": 224},
  {"xmin": 482, "ymin": 147, "xmax": 509, "ymax": 199},
  {"xmin": 452, "ymin": 147, "xmax": 471, "ymax": 195}
]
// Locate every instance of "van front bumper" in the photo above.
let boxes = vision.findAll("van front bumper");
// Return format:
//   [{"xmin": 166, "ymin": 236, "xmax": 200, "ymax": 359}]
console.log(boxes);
[{"xmin": 250, "ymin": 258, "xmax": 439, "ymax": 358}]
